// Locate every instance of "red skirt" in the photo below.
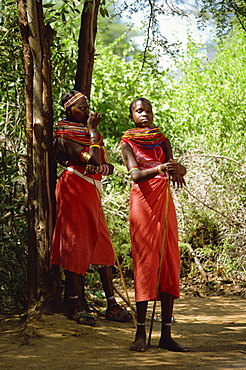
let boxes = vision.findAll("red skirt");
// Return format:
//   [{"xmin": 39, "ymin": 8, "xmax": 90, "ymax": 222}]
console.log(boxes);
[
  {"xmin": 130, "ymin": 177, "xmax": 180, "ymax": 302},
  {"xmin": 51, "ymin": 168, "xmax": 114, "ymax": 275}
]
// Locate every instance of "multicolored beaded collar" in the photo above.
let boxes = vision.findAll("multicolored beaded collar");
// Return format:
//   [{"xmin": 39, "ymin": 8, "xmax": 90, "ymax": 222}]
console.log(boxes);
[
  {"xmin": 54, "ymin": 119, "xmax": 103, "ymax": 147},
  {"xmin": 121, "ymin": 126, "xmax": 165, "ymax": 148}
]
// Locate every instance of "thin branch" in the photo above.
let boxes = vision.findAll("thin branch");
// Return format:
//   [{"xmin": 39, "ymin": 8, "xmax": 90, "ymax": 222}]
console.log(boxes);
[
  {"xmin": 178, "ymin": 154, "xmax": 246, "ymax": 168},
  {"xmin": 140, "ymin": 0, "xmax": 154, "ymax": 72},
  {"xmin": 184, "ymin": 187, "xmax": 246, "ymax": 227},
  {"xmin": 227, "ymin": 0, "xmax": 246, "ymax": 32},
  {"xmin": 187, "ymin": 244, "xmax": 208, "ymax": 281}
]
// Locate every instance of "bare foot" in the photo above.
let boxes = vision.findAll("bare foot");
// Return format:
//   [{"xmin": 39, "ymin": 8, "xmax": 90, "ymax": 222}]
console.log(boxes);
[
  {"xmin": 130, "ymin": 337, "xmax": 147, "ymax": 352},
  {"xmin": 130, "ymin": 326, "xmax": 146, "ymax": 352},
  {"xmin": 159, "ymin": 337, "xmax": 190, "ymax": 352}
]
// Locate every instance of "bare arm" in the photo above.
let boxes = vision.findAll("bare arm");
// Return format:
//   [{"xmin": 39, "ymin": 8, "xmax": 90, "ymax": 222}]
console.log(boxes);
[
  {"xmin": 86, "ymin": 112, "xmax": 114, "ymax": 175},
  {"xmin": 161, "ymin": 139, "xmax": 186, "ymax": 187},
  {"xmin": 121, "ymin": 140, "xmax": 186, "ymax": 187},
  {"xmin": 121, "ymin": 142, "xmax": 162, "ymax": 183},
  {"xmin": 56, "ymin": 138, "xmax": 114, "ymax": 175},
  {"xmin": 161, "ymin": 138, "xmax": 186, "ymax": 175},
  {"xmin": 86, "ymin": 112, "xmax": 102, "ymax": 166},
  {"xmin": 56, "ymin": 138, "xmax": 100, "ymax": 165}
]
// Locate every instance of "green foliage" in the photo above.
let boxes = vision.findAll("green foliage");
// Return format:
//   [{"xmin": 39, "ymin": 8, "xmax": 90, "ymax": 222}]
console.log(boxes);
[
  {"xmin": 197, "ymin": 0, "xmax": 246, "ymax": 36},
  {"xmin": 90, "ymin": 40, "xmax": 171, "ymax": 139},
  {"xmin": 46, "ymin": 1, "xmax": 82, "ymax": 117},
  {"xmin": 0, "ymin": 148, "xmax": 28, "ymax": 311},
  {"xmin": 97, "ymin": 11, "xmax": 141, "ymax": 57},
  {"xmin": 162, "ymin": 31, "xmax": 246, "ymax": 156},
  {"xmin": 0, "ymin": 1, "xmax": 28, "ymax": 311}
]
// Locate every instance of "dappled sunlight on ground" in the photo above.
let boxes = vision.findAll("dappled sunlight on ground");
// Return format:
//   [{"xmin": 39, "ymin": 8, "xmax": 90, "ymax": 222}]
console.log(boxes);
[{"xmin": 0, "ymin": 293, "xmax": 246, "ymax": 369}]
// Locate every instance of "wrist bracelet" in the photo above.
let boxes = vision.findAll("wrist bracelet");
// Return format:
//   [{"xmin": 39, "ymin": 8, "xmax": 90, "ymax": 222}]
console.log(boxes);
[
  {"xmin": 90, "ymin": 144, "xmax": 101, "ymax": 149},
  {"xmin": 97, "ymin": 165, "xmax": 103, "ymax": 174},
  {"xmin": 156, "ymin": 165, "xmax": 164, "ymax": 174},
  {"xmin": 129, "ymin": 167, "xmax": 140, "ymax": 174},
  {"xmin": 99, "ymin": 164, "xmax": 110, "ymax": 175},
  {"xmin": 103, "ymin": 164, "xmax": 110, "ymax": 175}
]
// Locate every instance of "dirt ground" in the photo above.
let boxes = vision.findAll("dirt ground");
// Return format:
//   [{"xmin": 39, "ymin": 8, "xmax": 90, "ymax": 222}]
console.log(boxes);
[{"xmin": 1, "ymin": 287, "xmax": 246, "ymax": 370}]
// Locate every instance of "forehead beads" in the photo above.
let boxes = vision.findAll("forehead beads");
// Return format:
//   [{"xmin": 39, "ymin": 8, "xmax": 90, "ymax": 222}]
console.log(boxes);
[{"xmin": 64, "ymin": 92, "xmax": 87, "ymax": 110}]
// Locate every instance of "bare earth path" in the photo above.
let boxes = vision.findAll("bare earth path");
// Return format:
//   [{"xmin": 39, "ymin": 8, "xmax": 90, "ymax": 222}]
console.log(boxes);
[{"xmin": 1, "ymin": 293, "xmax": 246, "ymax": 369}]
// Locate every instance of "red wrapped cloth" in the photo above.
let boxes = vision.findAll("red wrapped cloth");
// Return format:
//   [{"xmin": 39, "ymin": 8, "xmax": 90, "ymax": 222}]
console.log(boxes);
[
  {"xmin": 51, "ymin": 166, "xmax": 115, "ymax": 275},
  {"xmin": 121, "ymin": 127, "xmax": 180, "ymax": 302},
  {"xmin": 51, "ymin": 119, "xmax": 114, "ymax": 275}
]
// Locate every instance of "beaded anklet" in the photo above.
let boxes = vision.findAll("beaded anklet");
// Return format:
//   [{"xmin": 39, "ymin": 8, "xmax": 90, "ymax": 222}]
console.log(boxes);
[
  {"xmin": 69, "ymin": 295, "xmax": 79, "ymax": 299},
  {"xmin": 107, "ymin": 295, "xmax": 115, "ymax": 301},
  {"xmin": 162, "ymin": 322, "xmax": 172, "ymax": 326}
]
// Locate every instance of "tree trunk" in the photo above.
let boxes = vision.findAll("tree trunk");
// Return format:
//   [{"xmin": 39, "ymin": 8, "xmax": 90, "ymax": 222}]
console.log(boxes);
[
  {"xmin": 18, "ymin": 0, "xmax": 101, "ymax": 318},
  {"xmin": 74, "ymin": 0, "xmax": 100, "ymax": 98},
  {"xmin": 18, "ymin": 0, "xmax": 60, "ymax": 314}
]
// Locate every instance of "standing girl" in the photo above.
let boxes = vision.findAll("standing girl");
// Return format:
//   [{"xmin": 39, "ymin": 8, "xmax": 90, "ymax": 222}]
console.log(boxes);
[
  {"xmin": 51, "ymin": 90, "xmax": 131, "ymax": 325},
  {"xmin": 121, "ymin": 97, "xmax": 189, "ymax": 352}
]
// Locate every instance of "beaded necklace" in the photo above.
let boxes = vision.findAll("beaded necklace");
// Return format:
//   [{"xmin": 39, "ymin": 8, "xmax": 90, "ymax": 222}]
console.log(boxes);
[
  {"xmin": 54, "ymin": 119, "xmax": 103, "ymax": 146},
  {"xmin": 121, "ymin": 126, "xmax": 165, "ymax": 148}
]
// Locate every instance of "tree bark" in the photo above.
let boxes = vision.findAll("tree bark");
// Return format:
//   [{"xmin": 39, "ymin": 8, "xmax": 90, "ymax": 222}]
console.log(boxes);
[
  {"xmin": 74, "ymin": 0, "xmax": 100, "ymax": 98},
  {"xmin": 18, "ymin": 0, "xmax": 37, "ymax": 305},
  {"xmin": 18, "ymin": 0, "xmax": 59, "ymax": 314}
]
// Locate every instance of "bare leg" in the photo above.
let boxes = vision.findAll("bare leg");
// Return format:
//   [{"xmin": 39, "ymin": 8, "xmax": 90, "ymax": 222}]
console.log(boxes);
[
  {"xmin": 98, "ymin": 266, "xmax": 114, "ymax": 307},
  {"xmin": 79, "ymin": 275, "xmax": 91, "ymax": 312},
  {"xmin": 64, "ymin": 270, "xmax": 81, "ymax": 314},
  {"xmin": 159, "ymin": 292, "xmax": 190, "ymax": 352},
  {"xmin": 130, "ymin": 301, "xmax": 148, "ymax": 352},
  {"xmin": 98, "ymin": 266, "xmax": 132, "ymax": 322},
  {"xmin": 64, "ymin": 270, "xmax": 97, "ymax": 325}
]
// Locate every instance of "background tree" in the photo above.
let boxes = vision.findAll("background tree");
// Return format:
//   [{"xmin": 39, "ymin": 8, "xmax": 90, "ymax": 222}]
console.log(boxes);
[
  {"xmin": 74, "ymin": 0, "xmax": 100, "ymax": 96},
  {"xmin": 17, "ymin": 0, "xmax": 57, "ymax": 313}
]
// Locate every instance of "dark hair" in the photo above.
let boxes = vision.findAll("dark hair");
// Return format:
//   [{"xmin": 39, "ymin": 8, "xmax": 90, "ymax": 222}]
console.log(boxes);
[
  {"xmin": 61, "ymin": 90, "xmax": 83, "ymax": 107},
  {"xmin": 129, "ymin": 97, "xmax": 152, "ymax": 116}
]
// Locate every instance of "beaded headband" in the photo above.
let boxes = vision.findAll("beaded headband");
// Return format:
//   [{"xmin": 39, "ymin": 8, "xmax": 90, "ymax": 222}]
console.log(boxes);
[{"xmin": 63, "ymin": 92, "xmax": 87, "ymax": 109}]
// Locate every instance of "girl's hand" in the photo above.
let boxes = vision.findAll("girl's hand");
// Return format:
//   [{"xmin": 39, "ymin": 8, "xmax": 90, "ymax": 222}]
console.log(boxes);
[
  {"xmin": 87, "ymin": 112, "xmax": 101, "ymax": 130},
  {"xmin": 85, "ymin": 163, "xmax": 98, "ymax": 175},
  {"xmin": 165, "ymin": 159, "xmax": 186, "ymax": 176},
  {"xmin": 169, "ymin": 173, "xmax": 186, "ymax": 188}
]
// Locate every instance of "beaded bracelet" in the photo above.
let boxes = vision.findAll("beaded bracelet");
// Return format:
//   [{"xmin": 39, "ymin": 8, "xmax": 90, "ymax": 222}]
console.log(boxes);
[
  {"xmin": 79, "ymin": 150, "xmax": 91, "ymax": 163},
  {"xmin": 96, "ymin": 165, "xmax": 103, "ymax": 174},
  {"xmin": 103, "ymin": 164, "xmax": 110, "ymax": 175},
  {"xmin": 98, "ymin": 164, "xmax": 110, "ymax": 175},
  {"xmin": 90, "ymin": 144, "xmax": 101, "ymax": 149},
  {"xmin": 90, "ymin": 139, "xmax": 99, "ymax": 145},
  {"xmin": 90, "ymin": 132, "xmax": 98, "ymax": 138},
  {"xmin": 129, "ymin": 167, "xmax": 140, "ymax": 174}
]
